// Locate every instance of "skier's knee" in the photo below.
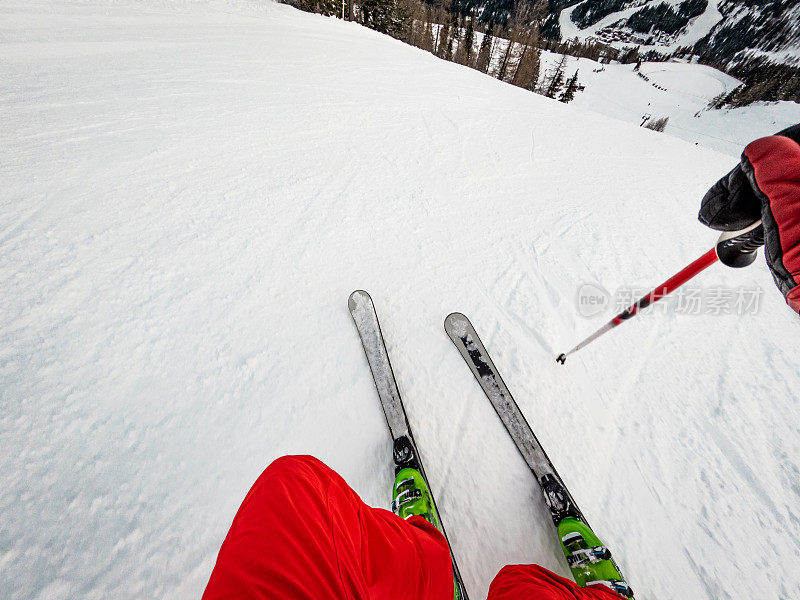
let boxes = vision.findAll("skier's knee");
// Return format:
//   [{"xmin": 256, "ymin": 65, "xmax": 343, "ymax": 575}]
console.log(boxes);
[
  {"xmin": 268, "ymin": 453, "xmax": 324, "ymax": 471},
  {"xmin": 260, "ymin": 454, "xmax": 339, "ymax": 490},
  {"xmin": 489, "ymin": 564, "xmax": 568, "ymax": 599}
]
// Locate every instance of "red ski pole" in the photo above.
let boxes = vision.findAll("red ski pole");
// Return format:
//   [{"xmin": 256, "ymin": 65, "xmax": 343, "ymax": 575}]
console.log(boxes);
[{"xmin": 556, "ymin": 222, "xmax": 764, "ymax": 364}]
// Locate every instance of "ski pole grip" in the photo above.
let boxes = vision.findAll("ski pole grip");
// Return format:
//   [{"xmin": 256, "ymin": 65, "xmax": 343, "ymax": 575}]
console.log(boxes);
[{"xmin": 715, "ymin": 221, "xmax": 764, "ymax": 268}]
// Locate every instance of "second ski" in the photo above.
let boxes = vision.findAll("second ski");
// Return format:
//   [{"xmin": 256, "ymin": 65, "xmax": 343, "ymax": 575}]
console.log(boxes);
[{"xmin": 444, "ymin": 312, "xmax": 633, "ymax": 598}]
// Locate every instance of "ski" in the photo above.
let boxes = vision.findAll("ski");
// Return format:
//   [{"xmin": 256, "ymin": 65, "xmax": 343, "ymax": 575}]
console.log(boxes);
[
  {"xmin": 349, "ymin": 290, "xmax": 469, "ymax": 600},
  {"xmin": 444, "ymin": 312, "xmax": 633, "ymax": 598}
]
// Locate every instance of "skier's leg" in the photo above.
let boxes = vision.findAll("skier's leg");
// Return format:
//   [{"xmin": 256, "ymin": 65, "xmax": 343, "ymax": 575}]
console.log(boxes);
[
  {"xmin": 487, "ymin": 564, "xmax": 625, "ymax": 600},
  {"xmin": 202, "ymin": 455, "xmax": 454, "ymax": 600}
]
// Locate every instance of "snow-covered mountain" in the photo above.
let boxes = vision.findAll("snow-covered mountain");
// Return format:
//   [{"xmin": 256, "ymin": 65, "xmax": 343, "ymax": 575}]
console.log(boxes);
[
  {"xmin": 546, "ymin": 0, "xmax": 800, "ymax": 67},
  {"xmin": 694, "ymin": 0, "xmax": 800, "ymax": 65},
  {"xmin": 535, "ymin": 50, "xmax": 800, "ymax": 155},
  {"xmin": 2, "ymin": 2, "xmax": 800, "ymax": 600}
]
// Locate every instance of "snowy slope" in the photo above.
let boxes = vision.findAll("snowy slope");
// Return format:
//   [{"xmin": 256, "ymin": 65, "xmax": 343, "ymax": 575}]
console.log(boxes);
[
  {"xmin": 700, "ymin": 0, "xmax": 800, "ymax": 67},
  {"xmin": 3, "ymin": 2, "xmax": 800, "ymax": 600},
  {"xmin": 672, "ymin": 0, "xmax": 723, "ymax": 49},
  {"xmin": 537, "ymin": 51, "xmax": 800, "ymax": 155}
]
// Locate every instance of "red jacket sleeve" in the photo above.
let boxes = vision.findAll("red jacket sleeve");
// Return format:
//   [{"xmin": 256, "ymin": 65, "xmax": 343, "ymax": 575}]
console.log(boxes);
[{"xmin": 742, "ymin": 134, "xmax": 800, "ymax": 313}]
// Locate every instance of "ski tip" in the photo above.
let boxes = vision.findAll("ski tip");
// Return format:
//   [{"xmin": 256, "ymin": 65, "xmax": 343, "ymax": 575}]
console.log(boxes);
[
  {"xmin": 444, "ymin": 312, "xmax": 467, "ymax": 323},
  {"xmin": 556, "ymin": 353, "xmax": 567, "ymax": 365},
  {"xmin": 443, "ymin": 312, "xmax": 470, "ymax": 337},
  {"xmin": 348, "ymin": 289, "xmax": 372, "ymax": 312}
]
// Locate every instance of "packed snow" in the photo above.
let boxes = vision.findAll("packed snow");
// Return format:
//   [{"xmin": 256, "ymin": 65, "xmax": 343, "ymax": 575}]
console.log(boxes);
[{"xmin": 2, "ymin": 2, "xmax": 800, "ymax": 600}]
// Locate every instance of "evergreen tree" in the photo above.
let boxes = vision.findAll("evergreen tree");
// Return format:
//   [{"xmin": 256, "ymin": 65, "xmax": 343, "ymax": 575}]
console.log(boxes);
[
  {"xmin": 625, "ymin": 0, "xmax": 707, "ymax": 36},
  {"xmin": 462, "ymin": 12, "xmax": 476, "ymax": 66},
  {"xmin": 716, "ymin": 55, "xmax": 800, "ymax": 107},
  {"xmin": 644, "ymin": 116, "xmax": 669, "ymax": 132},
  {"xmin": 571, "ymin": 0, "xmax": 629, "ymax": 29},
  {"xmin": 542, "ymin": 53, "xmax": 567, "ymax": 98},
  {"xmin": 559, "ymin": 69, "xmax": 579, "ymax": 102},
  {"xmin": 404, "ymin": 0, "xmax": 424, "ymax": 47},
  {"xmin": 512, "ymin": 12, "xmax": 542, "ymax": 91},
  {"xmin": 496, "ymin": 0, "xmax": 544, "ymax": 83},
  {"xmin": 453, "ymin": 15, "xmax": 469, "ymax": 65},
  {"xmin": 497, "ymin": 35, "xmax": 515, "ymax": 81},
  {"xmin": 422, "ymin": 20, "xmax": 435, "ymax": 52},
  {"xmin": 480, "ymin": 0, "xmax": 516, "ymax": 29},
  {"xmin": 514, "ymin": 41, "xmax": 539, "ymax": 90},
  {"xmin": 359, "ymin": 0, "xmax": 410, "ymax": 36},
  {"xmin": 708, "ymin": 91, "xmax": 727, "ymax": 109},
  {"xmin": 618, "ymin": 46, "xmax": 640, "ymax": 65},
  {"xmin": 475, "ymin": 22, "xmax": 494, "ymax": 73},
  {"xmin": 437, "ymin": 21, "xmax": 452, "ymax": 58},
  {"xmin": 444, "ymin": 9, "xmax": 459, "ymax": 60}
]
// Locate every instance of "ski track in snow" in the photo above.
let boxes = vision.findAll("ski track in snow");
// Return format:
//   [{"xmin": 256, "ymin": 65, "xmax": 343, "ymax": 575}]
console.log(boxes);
[{"xmin": 2, "ymin": 2, "xmax": 800, "ymax": 599}]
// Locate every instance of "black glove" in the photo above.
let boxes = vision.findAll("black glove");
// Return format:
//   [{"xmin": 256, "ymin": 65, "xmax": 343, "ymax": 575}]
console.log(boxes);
[{"xmin": 699, "ymin": 124, "xmax": 800, "ymax": 314}]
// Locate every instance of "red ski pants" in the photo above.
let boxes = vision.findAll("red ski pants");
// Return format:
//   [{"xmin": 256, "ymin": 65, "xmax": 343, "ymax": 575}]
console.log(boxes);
[{"xmin": 203, "ymin": 455, "xmax": 621, "ymax": 600}]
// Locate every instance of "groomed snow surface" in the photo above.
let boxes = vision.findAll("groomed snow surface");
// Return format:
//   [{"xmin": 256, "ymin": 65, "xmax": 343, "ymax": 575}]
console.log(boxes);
[{"xmin": 3, "ymin": 2, "xmax": 800, "ymax": 599}]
